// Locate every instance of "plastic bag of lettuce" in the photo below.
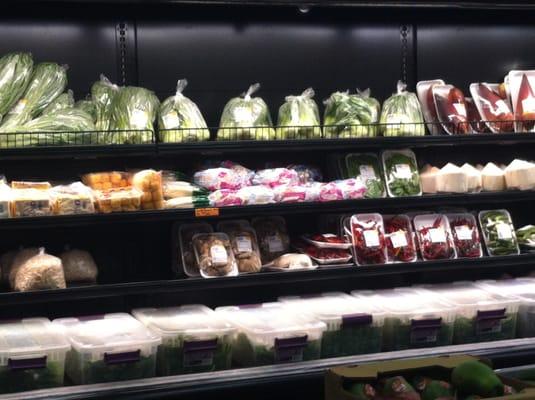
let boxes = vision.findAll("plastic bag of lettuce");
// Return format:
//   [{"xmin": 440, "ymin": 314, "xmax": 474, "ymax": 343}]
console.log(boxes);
[
  {"xmin": 0, "ymin": 52, "xmax": 34, "ymax": 122},
  {"xmin": 217, "ymin": 83, "xmax": 275, "ymax": 141},
  {"xmin": 158, "ymin": 79, "xmax": 210, "ymax": 142},
  {"xmin": 91, "ymin": 74, "xmax": 119, "ymax": 131},
  {"xmin": 380, "ymin": 81, "xmax": 425, "ymax": 137},
  {"xmin": 42, "ymin": 90, "xmax": 74, "ymax": 116},
  {"xmin": 276, "ymin": 88, "xmax": 321, "ymax": 139}
]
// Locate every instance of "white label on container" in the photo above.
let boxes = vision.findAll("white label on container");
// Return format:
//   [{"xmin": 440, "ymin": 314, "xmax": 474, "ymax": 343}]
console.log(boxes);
[
  {"xmin": 522, "ymin": 97, "xmax": 535, "ymax": 113},
  {"xmin": 267, "ymin": 235, "xmax": 284, "ymax": 252},
  {"xmin": 390, "ymin": 230, "xmax": 408, "ymax": 248},
  {"xmin": 162, "ymin": 111, "xmax": 180, "ymax": 128},
  {"xmin": 131, "ymin": 109, "xmax": 149, "ymax": 129},
  {"xmin": 496, "ymin": 222, "xmax": 513, "ymax": 240},
  {"xmin": 495, "ymin": 100, "xmax": 510, "ymax": 115},
  {"xmin": 11, "ymin": 99, "xmax": 27, "ymax": 115},
  {"xmin": 236, "ymin": 235, "xmax": 253, "ymax": 253},
  {"xmin": 429, "ymin": 228, "xmax": 447, "ymax": 243},
  {"xmin": 363, "ymin": 230, "xmax": 380, "ymax": 247},
  {"xmin": 359, "ymin": 165, "xmax": 376, "ymax": 180},
  {"xmin": 453, "ymin": 102, "xmax": 467, "ymax": 117},
  {"xmin": 394, "ymin": 164, "xmax": 412, "ymax": 179},
  {"xmin": 455, "ymin": 225, "xmax": 473, "ymax": 241},
  {"xmin": 210, "ymin": 245, "xmax": 228, "ymax": 264}
]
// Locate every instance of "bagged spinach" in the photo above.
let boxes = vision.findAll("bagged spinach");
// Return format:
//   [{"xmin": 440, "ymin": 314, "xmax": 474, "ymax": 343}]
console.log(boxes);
[
  {"xmin": 158, "ymin": 79, "xmax": 210, "ymax": 142},
  {"xmin": 217, "ymin": 83, "xmax": 275, "ymax": 140},
  {"xmin": 42, "ymin": 90, "xmax": 74, "ymax": 116},
  {"xmin": 276, "ymin": 88, "xmax": 321, "ymax": 139},
  {"xmin": 0, "ymin": 52, "xmax": 33, "ymax": 121},
  {"xmin": 380, "ymin": 80, "xmax": 425, "ymax": 136},
  {"xmin": 91, "ymin": 74, "xmax": 119, "ymax": 131}
]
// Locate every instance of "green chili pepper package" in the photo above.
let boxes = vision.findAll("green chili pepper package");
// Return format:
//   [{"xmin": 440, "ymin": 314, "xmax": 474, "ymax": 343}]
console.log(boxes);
[
  {"xmin": 217, "ymin": 83, "xmax": 276, "ymax": 141},
  {"xmin": 158, "ymin": 79, "xmax": 210, "ymax": 143},
  {"xmin": 382, "ymin": 149, "xmax": 422, "ymax": 197},
  {"xmin": 276, "ymin": 88, "xmax": 321, "ymax": 139},
  {"xmin": 478, "ymin": 210, "xmax": 520, "ymax": 256},
  {"xmin": 91, "ymin": 74, "xmax": 119, "ymax": 131},
  {"xmin": 0, "ymin": 52, "xmax": 33, "ymax": 122},
  {"xmin": 380, "ymin": 81, "xmax": 425, "ymax": 137}
]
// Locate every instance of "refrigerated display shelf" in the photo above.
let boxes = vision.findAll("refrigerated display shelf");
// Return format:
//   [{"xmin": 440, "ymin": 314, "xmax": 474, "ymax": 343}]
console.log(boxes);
[{"xmin": 2, "ymin": 337, "xmax": 535, "ymax": 400}]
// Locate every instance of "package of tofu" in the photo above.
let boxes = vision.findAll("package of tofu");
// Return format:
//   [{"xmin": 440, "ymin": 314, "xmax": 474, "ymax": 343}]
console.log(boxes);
[
  {"xmin": 504, "ymin": 159, "xmax": 535, "ymax": 190},
  {"xmin": 461, "ymin": 163, "xmax": 482, "ymax": 193},
  {"xmin": 481, "ymin": 162, "xmax": 506, "ymax": 191},
  {"xmin": 420, "ymin": 165, "xmax": 440, "ymax": 194},
  {"xmin": 437, "ymin": 163, "xmax": 468, "ymax": 193}
]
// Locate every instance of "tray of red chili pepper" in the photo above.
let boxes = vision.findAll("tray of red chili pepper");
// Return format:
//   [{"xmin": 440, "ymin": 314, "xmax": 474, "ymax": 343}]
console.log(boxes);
[
  {"xmin": 292, "ymin": 237, "xmax": 352, "ymax": 264},
  {"xmin": 383, "ymin": 214, "xmax": 418, "ymax": 263},
  {"xmin": 414, "ymin": 214, "xmax": 457, "ymax": 261},
  {"xmin": 446, "ymin": 213, "xmax": 483, "ymax": 258},
  {"xmin": 301, "ymin": 233, "xmax": 352, "ymax": 249},
  {"xmin": 350, "ymin": 213, "xmax": 388, "ymax": 266}
]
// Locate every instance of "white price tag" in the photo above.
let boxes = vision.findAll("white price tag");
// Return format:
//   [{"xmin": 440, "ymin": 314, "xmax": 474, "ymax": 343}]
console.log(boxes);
[
  {"xmin": 390, "ymin": 230, "xmax": 408, "ymax": 248},
  {"xmin": 394, "ymin": 164, "xmax": 413, "ymax": 179},
  {"xmin": 455, "ymin": 225, "xmax": 473, "ymax": 241},
  {"xmin": 267, "ymin": 235, "xmax": 284, "ymax": 252},
  {"xmin": 429, "ymin": 227, "xmax": 446, "ymax": 243},
  {"xmin": 210, "ymin": 245, "xmax": 228, "ymax": 264},
  {"xmin": 453, "ymin": 102, "xmax": 468, "ymax": 117},
  {"xmin": 162, "ymin": 111, "xmax": 180, "ymax": 128},
  {"xmin": 131, "ymin": 109, "xmax": 149, "ymax": 129},
  {"xmin": 359, "ymin": 165, "xmax": 376, "ymax": 180},
  {"xmin": 496, "ymin": 223, "xmax": 513, "ymax": 240},
  {"xmin": 522, "ymin": 97, "xmax": 535, "ymax": 113},
  {"xmin": 236, "ymin": 235, "xmax": 253, "ymax": 253},
  {"xmin": 495, "ymin": 100, "xmax": 511, "ymax": 115},
  {"xmin": 363, "ymin": 230, "xmax": 380, "ymax": 247}
]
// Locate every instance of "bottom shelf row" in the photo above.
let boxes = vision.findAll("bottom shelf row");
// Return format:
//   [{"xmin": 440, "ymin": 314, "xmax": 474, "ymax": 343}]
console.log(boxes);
[{"xmin": 3, "ymin": 277, "xmax": 535, "ymax": 395}]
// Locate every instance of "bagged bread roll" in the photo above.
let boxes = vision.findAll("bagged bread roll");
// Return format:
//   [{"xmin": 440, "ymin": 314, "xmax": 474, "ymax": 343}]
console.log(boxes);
[
  {"xmin": 10, "ymin": 248, "xmax": 66, "ymax": 292},
  {"xmin": 132, "ymin": 169, "xmax": 164, "ymax": 210},
  {"xmin": 60, "ymin": 248, "xmax": 98, "ymax": 283}
]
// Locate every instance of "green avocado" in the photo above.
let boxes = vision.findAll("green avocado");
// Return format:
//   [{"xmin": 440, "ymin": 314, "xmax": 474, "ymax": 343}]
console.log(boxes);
[
  {"xmin": 347, "ymin": 383, "xmax": 376, "ymax": 399},
  {"xmin": 421, "ymin": 380, "xmax": 454, "ymax": 400},
  {"xmin": 451, "ymin": 361, "xmax": 504, "ymax": 398}
]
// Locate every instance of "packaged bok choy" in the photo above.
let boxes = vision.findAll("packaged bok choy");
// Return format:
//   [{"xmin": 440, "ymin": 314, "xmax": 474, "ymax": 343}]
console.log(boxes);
[{"xmin": 276, "ymin": 88, "xmax": 321, "ymax": 139}]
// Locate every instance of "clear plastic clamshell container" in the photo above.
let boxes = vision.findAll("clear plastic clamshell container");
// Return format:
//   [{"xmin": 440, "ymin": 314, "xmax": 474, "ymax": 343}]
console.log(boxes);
[
  {"xmin": 132, "ymin": 305, "xmax": 236, "ymax": 375},
  {"xmin": 192, "ymin": 232, "xmax": 239, "ymax": 278},
  {"xmin": 413, "ymin": 214, "xmax": 457, "ymax": 261},
  {"xmin": 0, "ymin": 318, "xmax": 70, "ymax": 394},
  {"xmin": 279, "ymin": 292, "xmax": 385, "ymax": 358},
  {"xmin": 215, "ymin": 302, "xmax": 326, "ymax": 367},
  {"xmin": 446, "ymin": 213, "xmax": 483, "ymax": 259},
  {"xmin": 350, "ymin": 213, "xmax": 388, "ymax": 266},
  {"xmin": 53, "ymin": 313, "xmax": 161, "ymax": 385},
  {"xmin": 352, "ymin": 288, "xmax": 456, "ymax": 351},
  {"xmin": 383, "ymin": 214, "xmax": 418, "ymax": 263},
  {"xmin": 478, "ymin": 209, "xmax": 520, "ymax": 256},
  {"xmin": 415, "ymin": 282, "xmax": 520, "ymax": 344},
  {"xmin": 381, "ymin": 149, "xmax": 422, "ymax": 198},
  {"xmin": 177, "ymin": 222, "xmax": 213, "ymax": 277}
]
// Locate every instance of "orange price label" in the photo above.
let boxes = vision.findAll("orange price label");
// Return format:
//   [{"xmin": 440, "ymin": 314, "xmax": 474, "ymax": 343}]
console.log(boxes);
[{"xmin": 195, "ymin": 207, "xmax": 220, "ymax": 218}]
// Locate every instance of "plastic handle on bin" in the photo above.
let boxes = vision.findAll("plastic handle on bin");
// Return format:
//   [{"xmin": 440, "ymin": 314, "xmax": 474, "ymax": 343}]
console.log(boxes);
[
  {"xmin": 411, "ymin": 318, "xmax": 443, "ymax": 330},
  {"xmin": 275, "ymin": 335, "xmax": 308, "ymax": 349},
  {"xmin": 342, "ymin": 313, "xmax": 373, "ymax": 328},
  {"xmin": 410, "ymin": 318, "xmax": 443, "ymax": 344},
  {"xmin": 8, "ymin": 355, "xmax": 47, "ymax": 370},
  {"xmin": 104, "ymin": 349, "xmax": 141, "ymax": 365},
  {"xmin": 238, "ymin": 304, "xmax": 262, "ymax": 309},
  {"xmin": 77, "ymin": 314, "xmax": 106, "ymax": 321},
  {"xmin": 183, "ymin": 338, "xmax": 218, "ymax": 353},
  {"xmin": 274, "ymin": 335, "xmax": 309, "ymax": 363},
  {"xmin": 476, "ymin": 309, "xmax": 507, "ymax": 321}
]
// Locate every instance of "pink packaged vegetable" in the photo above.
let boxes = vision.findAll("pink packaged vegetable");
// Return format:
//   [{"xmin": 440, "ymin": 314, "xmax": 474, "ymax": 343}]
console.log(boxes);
[{"xmin": 252, "ymin": 168, "xmax": 299, "ymax": 188}]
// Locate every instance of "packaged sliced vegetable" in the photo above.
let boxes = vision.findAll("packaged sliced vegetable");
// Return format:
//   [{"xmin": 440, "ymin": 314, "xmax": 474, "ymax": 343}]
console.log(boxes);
[
  {"xmin": 420, "ymin": 164, "xmax": 440, "ymax": 194},
  {"xmin": 383, "ymin": 214, "xmax": 417, "ymax": 263},
  {"xmin": 178, "ymin": 222, "xmax": 213, "ymax": 277},
  {"xmin": 252, "ymin": 168, "xmax": 299, "ymax": 188},
  {"xmin": 0, "ymin": 52, "xmax": 33, "ymax": 121},
  {"xmin": 416, "ymin": 79, "xmax": 445, "ymax": 135},
  {"xmin": 222, "ymin": 226, "xmax": 262, "ymax": 273},
  {"xmin": 158, "ymin": 79, "xmax": 210, "ymax": 142},
  {"xmin": 414, "ymin": 214, "xmax": 456, "ymax": 261},
  {"xmin": 50, "ymin": 182, "xmax": 95, "ymax": 215},
  {"xmin": 432, "ymin": 84, "xmax": 472, "ymax": 134},
  {"xmin": 478, "ymin": 209, "xmax": 520, "ymax": 256},
  {"xmin": 469, "ymin": 83, "xmax": 513, "ymax": 133},
  {"xmin": 337, "ymin": 178, "xmax": 367, "ymax": 200},
  {"xmin": 194, "ymin": 167, "xmax": 251, "ymax": 191},
  {"xmin": 481, "ymin": 162, "xmax": 505, "ymax": 192},
  {"xmin": 317, "ymin": 182, "xmax": 344, "ymax": 202},
  {"xmin": 42, "ymin": 90, "xmax": 74, "ymax": 116},
  {"xmin": 350, "ymin": 213, "xmax": 387, "ymax": 266},
  {"xmin": 273, "ymin": 184, "xmax": 319, "ymax": 203},
  {"xmin": 509, "ymin": 71, "xmax": 535, "ymax": 132},
  {"xmin": 465, "ymin": 97, "xmax": 489, "ymax": 133},
  {"xmin": 236, "ymin": 185, "xmax": 276, "ymax": 205},
  {"xmin": 276, "ymin": 88, "xmax": 321, "ymax": 139},
  {"xmin": 74, "ymin": 99, "xmax": 96, "ymax": 122},
  {"xmin": 0, "ymin": 63, "xmax": 67, "ymax": 133},
  {"xmin": 252, "ymin": 216, "xmax": 290, "ymax": 264},
  {"xmin": 382, "ymin": 149, "xmax": 422, "ymax": 197},
  {"xmin": 447, "ymin": 213, "xmax": 483, "ymax": 258},
  {"xmin": 208, "ymin": 189, "xmax": 243, "ymax": 207},
  {"xmin": 380, "ymin": 81, "xmax": 425, "ymax": 137},
  {"xmin": 192, "ymin": 232, "xmax": 238, "ymax": 278},
  {"xmin": 91, "ymin": 74, "xmax": 119, "ymax": 131},
  {"xmin": 217, "ymin": 83, "xmax": 275, "ymax": 141},
  {"xmin": 504, "ymin": 159, "xmax": 535, "ymax": 190},
  {"xmin": 344, "ymin": 153, "xmax": 385, "ymax": 198}
]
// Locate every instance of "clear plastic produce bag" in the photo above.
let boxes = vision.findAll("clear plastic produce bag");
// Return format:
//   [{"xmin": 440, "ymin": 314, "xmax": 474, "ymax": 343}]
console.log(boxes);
[
  {"xmin": 42, "ymin": 89, "xmax": 75, "ymax": 116},
  {"xmin": 380, "ymin": 81, "xmax": 425, "ymax": 137},
  {"xmin": 10, "ymin": 247, "xmax": 66, "ymax": 292},
  {"xmin": 276, "ymin": 88, "xmax": 321, "ymax": 139},
  {"xmin": 74, "ymin": 99, "xmax": 97, "ymax": 122},
  {"xmin": 60, "ymin": 248, "xmax": 98, "ymax": 283},
  {"xmin": 0, "ymin": 52, "xmax": 33, "ymax": 122},
  {"xmin": 158, "ymin": 79, "xmax": 210, "ymax": 142},
  {"xmin": 216, "ymin": 83, "xmax": 275, "ymax": 140},
  {"xmin": 91, "ymin": 74, "xmax": 119, "ymax": 131}
]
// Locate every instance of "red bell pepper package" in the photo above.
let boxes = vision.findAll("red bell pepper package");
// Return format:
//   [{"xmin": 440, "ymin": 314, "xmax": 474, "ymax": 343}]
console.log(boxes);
[
  {"xmin": 469, "ymin": 83, "xmax": 514, "ymax": 133},
  {"xmin": 465, "ymin": 97, "xmax": 489, "ymax": 133},
  {"xmin": 350, "ymin": 213, "xmax": 387, "ymax": 266},
  {"xmin": 383, "ymin": 214, "xmax": 418, "ymax": 263},
  {"xmin": 509, "ymin": 71, "xmax": 535, "ymax": 132},
  {"xmin": 446, "ymin": 213, "xmax": 483, "ymax": 258},
  {"xmin": 413, "ymin": 214, "xmax": 456, "ymax": 261},
  {"xmin": 432, "ymin": 84, "xmax": 472, "ymax": 135},
  {"xmin": 416, "ymin": 79, "xmax": 445, "ymax": 135}
]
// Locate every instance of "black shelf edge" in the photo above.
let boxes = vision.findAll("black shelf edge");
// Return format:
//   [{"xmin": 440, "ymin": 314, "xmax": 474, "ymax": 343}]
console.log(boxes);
[
  {"xmin": 2, "ymin": 253, "xmax": 533, "ymax": 305},
  {"xmin": 2, "ymin": 337, "xmax": 535, "ymax": 400}
]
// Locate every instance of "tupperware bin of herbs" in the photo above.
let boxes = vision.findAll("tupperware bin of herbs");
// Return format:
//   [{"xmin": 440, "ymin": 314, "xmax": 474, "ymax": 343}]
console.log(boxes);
[
  {"xmin": 381, "ymin": 149, "xmax": 422, "ymax": 198},
  {"xmin": 350, "ymin": 213, "xmax": 388, "ymax": 266},
  {"xmin": 215, "ymin": 302, "xmax": 326, "ymax": 367},
  {"xmin": 478, "ymin": 209, "xmax": 520, "ymax": 256},
  {"xmin": 446, "ymin": 213, "xmax": 483, "ymax": 258},
  {"xmin": 413, "ymin": 214, "xmax": 457, "ymax": 261},
  {"xmin": 414, "ymin": 282, "xmax": 520, "ymax": 345},
  {"xmin": 53, "ymin": 313, "xmax": 161, "ymax": 385},
  {"xmin": 383, "ymin": 214, "xmax": 418, "ymax": 263},
  {"xmin": 0, "ymin": 318, "xmax": 70, "ymax": 394},
  {"xmin": 278, "ymin": 292, "xmax": 385, "ymax": 358},
  {"xmin": 132, "ymin": 305, "xmax": 235, "ymax": 376},
  {"xmin": 351, "ymin": 288, "xmax": 456, "ymax": 351}
]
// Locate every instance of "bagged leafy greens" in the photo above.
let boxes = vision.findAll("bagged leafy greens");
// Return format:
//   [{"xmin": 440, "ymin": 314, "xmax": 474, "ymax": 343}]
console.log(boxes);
[
  {"xmin": 91, "ymin": 74, "xmax": 119, "ymax": 131},
  {"xmin": 74, "ymin": 99, "xmax": 97, "ymax": 122},
  {"xmin": 217, "ymin": 83, "xmax": 276, "ymax": 141},
  {"xmin": 323, "ymin": 89, "xmax": 380, "ymax": 138},
  {"xmin": 108, "ymin": 86, "xmax": 160, "ymax": 144},
  {"xmin": 380, "ymin": 81, "xmax": 425, "ymax": 136},
  {"xmin": 0, "ymin": 52, "xmax": 33, "ymax": 121},
  {"xmin": 276, "ymin": 88, "xmax": 321, "ymax": 139},
  {"xmin": 158, "ymin": 79, "xmax": 210, "ymax": 142},
  {"xmin": 0, "ymin": 62, "xmax": 67, "ymax": 132},
  {"xmin": 42, "ymin": 90, "xmax": 74, "ymax": 116}
]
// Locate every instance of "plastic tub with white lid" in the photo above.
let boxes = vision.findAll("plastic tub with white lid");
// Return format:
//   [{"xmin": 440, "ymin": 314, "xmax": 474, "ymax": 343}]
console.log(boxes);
[
  {"xmin": 53, "ymin": 313, "xmax": 161, "ymax": 385},
  {"xmin": 351, "ymin": 288, "xmax": 456, "ymax": 351},
  {"xmin": 0, "ymin": 318, "xmax": 70, "ymax": 394},
  {"xmin": 215, "ymin": 302, "xmax": 326, "ymax": 367},
  {"xmin": 132, "ymin": 305, "xmax": 235, "ymax": 375},
  {"xmin": 279, "ymin": 292, "xmax": 385, "ymax": 358}
]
